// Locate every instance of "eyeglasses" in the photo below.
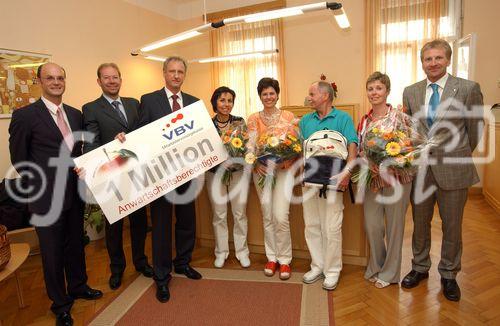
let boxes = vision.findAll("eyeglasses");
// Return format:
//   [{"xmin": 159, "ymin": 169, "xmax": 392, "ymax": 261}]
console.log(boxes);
[{"xmin": 41, "ymin": 76, "xmax": 66, "ymax": 82}]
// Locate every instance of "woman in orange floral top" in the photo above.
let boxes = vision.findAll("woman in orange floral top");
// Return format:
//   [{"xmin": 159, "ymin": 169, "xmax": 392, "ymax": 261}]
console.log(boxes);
[{"xmin": 247, "ymin": 77, "xmax": 298, "ymax": 280}]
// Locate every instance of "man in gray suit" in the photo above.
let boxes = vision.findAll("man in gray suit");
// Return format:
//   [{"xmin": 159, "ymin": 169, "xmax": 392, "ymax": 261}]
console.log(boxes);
[
  {"xmin": 82, "ymin": 63, "xmax": 153, "ymax": 290},
  {"xmin": 401, "ymin": 39, "xmax": 484, "ymax": 301}
]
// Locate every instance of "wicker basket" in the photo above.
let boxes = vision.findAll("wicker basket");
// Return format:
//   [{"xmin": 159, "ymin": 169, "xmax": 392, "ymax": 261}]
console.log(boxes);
[{"xmin": 0, "ymin": 224, "xmax": 11, "ymax": 271}]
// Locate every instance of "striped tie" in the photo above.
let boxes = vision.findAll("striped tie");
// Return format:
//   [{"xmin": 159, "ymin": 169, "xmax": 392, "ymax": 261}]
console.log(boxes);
[{"xmin": 112, "ymin": 101, "xmax": 128, "ymax": 126}]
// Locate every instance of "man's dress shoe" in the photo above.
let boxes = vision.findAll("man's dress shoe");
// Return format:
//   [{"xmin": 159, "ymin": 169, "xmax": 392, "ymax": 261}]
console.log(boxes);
[
  {"xmin": 174, "ymin": 265, "xmax": 202, "ymax": 280},
  {"xmin": 137, "ymin": 264, "xmax": 154, "ymax": 278},
  {"xmin": 109, "ymin": 273, "xmax": 122, "ymax": 290},
  {"xmin": 401, "ymin": 270, "xmax": 429, "ymax": 289},
  {"xmin": 70, "ymin": 287, "xmax": 103, "ymax": 300},
  {"xmin": 55, "ymin": 312, "xmax": 73, "ymax": 326},
  {"xmin": 156, "ymin": 285, "xmax": 170, "ymax": 303},
  {"xmin": 442, "ymin": 278, "xmax": 461, "ymax": 301}
]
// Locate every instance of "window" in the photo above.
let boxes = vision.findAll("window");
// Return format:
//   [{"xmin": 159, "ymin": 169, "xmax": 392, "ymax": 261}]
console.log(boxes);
[
  {"xmin": 366, "ymin": 0, "xmax": 462, "ymax": 106},
  {"xmin": 208, "ymin": 1, "xmax": 286, "ymax": 118}
]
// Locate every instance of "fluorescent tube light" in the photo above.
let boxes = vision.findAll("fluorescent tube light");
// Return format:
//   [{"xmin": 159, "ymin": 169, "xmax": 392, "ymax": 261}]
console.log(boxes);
[
  {"xmin": 192, "ymin": 49, "xmax": 279, "ymax": 63},
  {"xmin": 144, "ymin": 54, "xmax": 167, "ymax": 62},
  {"xmin": 139, "ymin": 23, "xmax": 212, "ymax": 52},
  {"xmin": 334, "ymin": 7, "xmax": 350, "ymax": 29},
  {"xmin": 243, "ymin": 8, "xmax": 305, "ymax": 23}
]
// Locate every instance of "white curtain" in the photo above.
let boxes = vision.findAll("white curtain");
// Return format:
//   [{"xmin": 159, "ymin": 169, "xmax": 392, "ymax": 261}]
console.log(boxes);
[
  {"xmin": 210, "ymin": 19, "xmax": 286, "ymax": 118},
  {"xmin": 366, "ymin": 0, "xmax": 462, "ymax": 108}
]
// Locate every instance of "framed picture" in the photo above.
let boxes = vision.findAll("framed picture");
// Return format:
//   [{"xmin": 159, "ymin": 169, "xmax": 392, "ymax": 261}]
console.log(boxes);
[
  {"xmin": 453, "ymin": 33, "xmax": 477, "ymax": 80},
  {"xmin": 0, "ymin": 48, "xmax": 51, "ymax": 118}
]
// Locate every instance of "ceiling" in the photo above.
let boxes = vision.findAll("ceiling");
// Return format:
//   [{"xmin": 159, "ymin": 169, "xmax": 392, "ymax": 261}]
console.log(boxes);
[{"xmin": 122, "ymin": 0, "xmax": 275, "ymax": 20}]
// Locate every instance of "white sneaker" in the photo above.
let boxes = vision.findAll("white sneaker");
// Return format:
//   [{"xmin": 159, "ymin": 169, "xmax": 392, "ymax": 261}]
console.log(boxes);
[
  {"xmin": 239, "ymin": 256, "xmax": 251, "ymax": 268},
  {"xmin": 214, "ymin": 256, "xmax": 225, "ymax": 268},
  {"xmin": 302, "ymin": 270, "xmax": 324, "ymax": 284},
  {"xmin": 322, "ymin": 277, "xmax": 338, "ymax": 291}
]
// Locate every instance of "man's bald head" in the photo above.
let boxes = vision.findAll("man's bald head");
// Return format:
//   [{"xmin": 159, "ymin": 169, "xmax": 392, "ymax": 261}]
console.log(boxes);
[{"xmin": 37, "ymin": 63, "xmax": 66, "ymax": 79}]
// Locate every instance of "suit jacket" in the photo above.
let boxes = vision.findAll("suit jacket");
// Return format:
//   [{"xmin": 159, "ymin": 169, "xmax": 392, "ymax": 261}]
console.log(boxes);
[
  {"xmin": 402, "ymin": 74, "xmax": 484, "ymax": 190},
  {"xmin": 137, "ymin": 88, "xmax": 199, "ymax": 128},
  {"xmin": 82, "ymin": 95, "xmax": 140, "ymax": 153},
  {"xmin": 9, "ymin": 99, "xmax": 84, "ymax": 214}
]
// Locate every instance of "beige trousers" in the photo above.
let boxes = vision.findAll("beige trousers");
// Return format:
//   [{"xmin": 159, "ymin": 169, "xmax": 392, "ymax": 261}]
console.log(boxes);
[
  {"xmin": 206, "ymin": 170, "xmax": 250, "ymax": 261},
  {"xmin": 302, "ymin": 188, "xmax": 344, "ymax": 280},
  {"xmin": 363, "ymin": 183, "xmax": 411, "ymax": 283}
]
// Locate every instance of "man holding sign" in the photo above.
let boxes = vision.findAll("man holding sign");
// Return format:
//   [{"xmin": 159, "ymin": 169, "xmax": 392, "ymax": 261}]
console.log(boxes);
[
  {"xmin": 137, "ymin": 56, "xmax": 202, "ymax": 303},
  {"xmin": 82, "ymin": 63, "xmax": 153, "ymax": 291}
]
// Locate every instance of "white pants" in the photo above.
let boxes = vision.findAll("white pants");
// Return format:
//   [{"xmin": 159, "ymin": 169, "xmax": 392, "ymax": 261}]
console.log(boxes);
[
  {"xmin": 253, "ymin": 170, "xmax": 293, "ymax": 265},
  {"xmin": 302, "ymin": 187, "xmax": 344, "ymax": 280},
  {"xmin": 206, "ymin": 170, "xmax": 250, "ymax": 260}
]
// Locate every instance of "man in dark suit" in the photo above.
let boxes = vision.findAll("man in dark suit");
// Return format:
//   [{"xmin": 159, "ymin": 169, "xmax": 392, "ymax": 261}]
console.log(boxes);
[
  {"xmin": 137, "ymin": 56, "xmax": 202, "ymax": 303},
  {"xmin": 9, "ymin": 63, "xmax": 102, "ymax": 326},
  {"xmin": 82, "ymin": 63, "xmax": 153, "ymax": 290},
  {"xmin": 401, "ymin": 39, "xmax": 484, "ymax": 301}
]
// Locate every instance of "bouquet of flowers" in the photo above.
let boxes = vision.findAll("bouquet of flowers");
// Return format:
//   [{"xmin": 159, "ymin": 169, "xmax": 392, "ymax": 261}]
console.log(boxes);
[
  {"xmin": 245, "ymin": 124, "xmax": 302, "ymax": 188},
  {"xmin": 220, "ymin": 122, "xmax": 249, "ymax": 185},
  {"xmin": 352, "ymin": 107, "xmax": 426, "ymax": 191}
]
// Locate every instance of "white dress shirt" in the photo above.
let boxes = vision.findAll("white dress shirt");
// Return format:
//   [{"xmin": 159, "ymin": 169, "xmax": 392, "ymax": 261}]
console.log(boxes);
[
  {"xmin": 41, "ymin": 96, "xmax": 72, "ymax": 131},
  {"xmin": 424, "ymin": 73, "xmax": 449, "ymax": 118},
  {"xmin": 164, "ymin": 87, "xmax": 183, "ymax": 110}
]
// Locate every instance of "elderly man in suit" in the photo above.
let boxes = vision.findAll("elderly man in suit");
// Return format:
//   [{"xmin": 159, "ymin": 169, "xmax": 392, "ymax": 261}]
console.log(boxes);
[
  {"xmin": 137, "ymin": 56, "xmax": 202, "ymax": 303},
  {"xmin": 401, "ymin": 39, "xmax": 484, "ymax": 301},
  {"xmin": 82, "ymin": 63, "xmax": 153, "ymax": 290},
  {"xmin": 9, "ymin": 63, "xmax": 102, "ymax": 326}
]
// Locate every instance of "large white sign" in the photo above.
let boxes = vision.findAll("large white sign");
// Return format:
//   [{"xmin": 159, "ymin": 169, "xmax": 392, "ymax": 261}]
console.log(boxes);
[{"xmin": 74, "ymin": 101, "xmax": 227, "ymax": 224}]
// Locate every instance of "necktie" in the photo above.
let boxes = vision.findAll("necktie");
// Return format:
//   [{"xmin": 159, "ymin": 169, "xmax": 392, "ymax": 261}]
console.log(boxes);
[
  {"xmin": 56, "ymin": 106, "xmax": 74, "ymax": 150},
  {"xmin": 427, "ymin": 83, "xmax": 440, "ymax": 126},
  {"xmin": 112, "ymin": 101, "xmax": 128, "ymax": 126},
  {"xmin": 171, "ymin": 94, "xmax": 181, "ymax": 112}
]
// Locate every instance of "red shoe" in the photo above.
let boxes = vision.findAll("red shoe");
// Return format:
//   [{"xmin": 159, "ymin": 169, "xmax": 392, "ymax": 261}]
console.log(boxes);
[
  {"xmin": 264, "ymin": 261, "xmax": 278, "ymax": 276},
  {"xmin": 279, "ymin": 264, "xmax": 291, "ymax": 280}
]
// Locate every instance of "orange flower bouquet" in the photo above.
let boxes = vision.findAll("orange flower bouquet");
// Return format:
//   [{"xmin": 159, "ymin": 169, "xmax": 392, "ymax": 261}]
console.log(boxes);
[
  {"xmin": 245, "ymin": 124, "xmax": 302, "ymax": 188},
  {"xmin": 353, "ymin": 108, "xmax": 426, "ymax": 190},
  {"xmin": 220, "ymin": 122, "xmax": 249, "ymax": 185}
]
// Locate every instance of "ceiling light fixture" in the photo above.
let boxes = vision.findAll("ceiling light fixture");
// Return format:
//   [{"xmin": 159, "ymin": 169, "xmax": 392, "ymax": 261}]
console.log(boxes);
[
  {"xmin": 137, "ymin": 49, "xmax": 279, "ymax": 64},
  {"xmin": 333, "ymin": 7, "xmax": 350, "ymax": 29},
  {"xmin": 136, "ymin": 23, "xmax": 212, "ymax": 53},
  {"xmin": 192, "ymin": 49, "xmax": 279, "ymax": 63},
  {"xmin": 131, "ymin": 2, "xmax": 346, "ymax": 55}
]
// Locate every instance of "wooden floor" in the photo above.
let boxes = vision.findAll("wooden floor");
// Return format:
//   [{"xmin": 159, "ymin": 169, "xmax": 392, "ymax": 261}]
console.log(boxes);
[{"xmin": 1, "ymin": 194, "xmax": 499, "ymax": 325}]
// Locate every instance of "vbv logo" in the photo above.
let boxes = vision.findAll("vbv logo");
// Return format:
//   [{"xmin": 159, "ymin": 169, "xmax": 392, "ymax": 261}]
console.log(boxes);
[{"xmin": 161, "ymin": 113, "xmax": 195, "ymax": 140}]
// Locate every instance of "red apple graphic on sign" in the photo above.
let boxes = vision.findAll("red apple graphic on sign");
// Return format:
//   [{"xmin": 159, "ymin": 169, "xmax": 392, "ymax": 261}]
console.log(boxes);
[{"xmin": 94, "ymin": 148, "xmax": 138, "ymax": 177}]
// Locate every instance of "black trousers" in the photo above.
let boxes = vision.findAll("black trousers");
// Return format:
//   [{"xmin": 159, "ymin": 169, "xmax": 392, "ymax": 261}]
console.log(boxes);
[
  {"xmin": 105, "ymin": 206, "xmax": 148, "ymax": 275},
  {"xmin": 150, "ymin": 181, "xmax": 196, "ymax": 286},
  {"xmin": 35, "ymin": 202, "xmax": 88, "ymax": 314}
]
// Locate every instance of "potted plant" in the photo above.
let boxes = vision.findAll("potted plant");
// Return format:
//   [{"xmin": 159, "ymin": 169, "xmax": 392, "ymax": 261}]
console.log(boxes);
[{"xmin": 83, "ymin": 204, "xmax": 105, "ymax": 245}]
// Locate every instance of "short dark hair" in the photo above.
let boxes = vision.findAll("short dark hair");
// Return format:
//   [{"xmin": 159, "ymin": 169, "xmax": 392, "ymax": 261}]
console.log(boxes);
[
  {"xmin": 37, "ymin": 63, "xmax": 66, "ymax": 78},
  {"xmin": 97, "ymin": 63, "xmax": 121, "ymax": 78},
  {"xmin": 163, "ymin": 56, "xmax": 187, "ymax": 72},
  {"xmin": 366, "ymin": 71, "xmax": 391, "ymax": 92},
  {"xmin": 420, "ymin": 39, "xmax": 452, "ymax": 61},
  {"xmin": 257, "ymin": 77, "xmax": 280, "ymax": 96},
  {"xmin": 210, "ymin": 86, "xmax": 236, "ymax": 112}
]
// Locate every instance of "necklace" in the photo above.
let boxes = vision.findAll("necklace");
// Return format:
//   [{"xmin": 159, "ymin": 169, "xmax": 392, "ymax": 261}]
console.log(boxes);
[
  {"xmin": 215, "ymin": 115, "xmax": 231, "ymax": 128},
  {"xmin": 260, "ymin": 108, "xmax": 281, "ymax": 126}
]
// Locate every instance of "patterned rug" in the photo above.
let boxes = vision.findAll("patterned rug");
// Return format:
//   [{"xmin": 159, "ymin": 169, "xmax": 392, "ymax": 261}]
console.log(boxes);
[{"xmin": 88, "ymin": 268, "xmax": 334, "ymax": 325}]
